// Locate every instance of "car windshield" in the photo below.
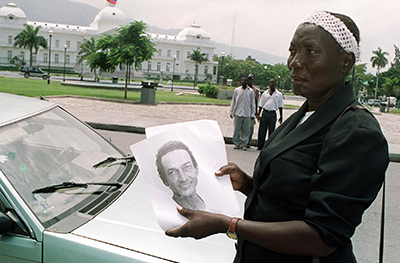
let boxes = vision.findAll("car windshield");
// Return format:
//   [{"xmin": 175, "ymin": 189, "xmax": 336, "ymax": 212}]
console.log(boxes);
[{"xmin": 0, "ymin": 107, "xmax": 125, "ymax": 227}]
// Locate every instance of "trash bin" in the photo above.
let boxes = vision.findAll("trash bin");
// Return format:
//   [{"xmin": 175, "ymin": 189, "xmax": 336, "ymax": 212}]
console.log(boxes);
[
  {"xmin": 379, "ymin": 103, "xmax": 386, "ymax": 113},
  {"xmin": 112, "ymin": 76, "xmax": 118, "ymax": 84},
  {"xmin": 140, "ymin": 81, "xmax": 157, "ymax": 105}
]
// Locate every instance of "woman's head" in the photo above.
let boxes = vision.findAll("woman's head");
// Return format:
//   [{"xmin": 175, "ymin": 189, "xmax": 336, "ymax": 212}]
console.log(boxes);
[{"xmin": 287, "ymin": 11, "xmax": 359, "ymax": 109}]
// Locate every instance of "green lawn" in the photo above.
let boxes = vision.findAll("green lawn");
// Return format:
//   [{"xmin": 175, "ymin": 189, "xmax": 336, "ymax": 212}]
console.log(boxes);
[{"xmin": 0, "ymin": 76, "xmax": 230, "ymax": 104}]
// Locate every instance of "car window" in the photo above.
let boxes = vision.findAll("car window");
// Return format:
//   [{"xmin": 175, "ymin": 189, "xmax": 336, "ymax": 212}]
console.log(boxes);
[{"xmin": 0, "ymin": 107, "xmax": 124, "ymax": 228}]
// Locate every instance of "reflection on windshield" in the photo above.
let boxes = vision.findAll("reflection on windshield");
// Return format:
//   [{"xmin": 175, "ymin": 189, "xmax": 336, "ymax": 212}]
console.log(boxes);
[{"xmin": 0, "ymin": 107, "xmax": 124, "ymax": 226}]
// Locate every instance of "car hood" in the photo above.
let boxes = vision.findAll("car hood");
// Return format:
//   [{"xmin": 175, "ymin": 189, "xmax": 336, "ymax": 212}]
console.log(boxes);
[{"xmin": 72, "ymin": 173, "xmax": 237, "ymax": 263}]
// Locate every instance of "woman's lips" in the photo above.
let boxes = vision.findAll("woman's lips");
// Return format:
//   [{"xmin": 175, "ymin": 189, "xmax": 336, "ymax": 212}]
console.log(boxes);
[{"xmin": 291, "ymin": 76, "xmax": 306, "ymax": 84}]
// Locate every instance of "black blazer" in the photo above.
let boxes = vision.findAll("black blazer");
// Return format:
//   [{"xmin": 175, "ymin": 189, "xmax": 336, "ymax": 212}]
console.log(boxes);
[{"xmin": 235, "ymin": 83, "xmax": 389, "ymax": 263}]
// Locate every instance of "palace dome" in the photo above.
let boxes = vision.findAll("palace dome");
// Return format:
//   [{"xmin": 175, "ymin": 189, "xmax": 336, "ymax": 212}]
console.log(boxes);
[
  {"xmin": 0, "ymin": 2, "xmax": 27, "ymax": 21},
  {"xmin": 177, "ymin": 24, "xmax": 210, "ymax": 40},
  {"xmin": 90, "ymin": 5, "xmax": 127, "ymax": 32}
]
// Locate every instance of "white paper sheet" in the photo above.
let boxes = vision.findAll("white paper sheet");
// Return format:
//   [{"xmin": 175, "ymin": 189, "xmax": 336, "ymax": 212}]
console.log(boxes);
[{"xmin": 130, "ymin": 120, "xmax": 240, "ymax": 231}]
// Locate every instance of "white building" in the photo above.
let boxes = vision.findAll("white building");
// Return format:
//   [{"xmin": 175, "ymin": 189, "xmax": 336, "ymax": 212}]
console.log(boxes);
[{"xmin": 0, "ymin": 2, "xmax": 218, "ymax": 82}]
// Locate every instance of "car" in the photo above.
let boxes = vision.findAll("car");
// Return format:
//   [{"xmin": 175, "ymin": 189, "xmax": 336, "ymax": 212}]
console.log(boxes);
[
  {"xmin": 0, "ymin": 92, "xmax": 236, "ymax": 262},
  {"xmin": 19, "ymin": 66, "xmax": 49, "ymax": 80},
  {"xmin": 367, "ymin": 99, "xmax": 381, "ymax": 107}
]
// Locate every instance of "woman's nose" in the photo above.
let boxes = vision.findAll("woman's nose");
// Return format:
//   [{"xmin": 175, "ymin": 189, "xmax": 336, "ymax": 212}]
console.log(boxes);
[{"xmin": 288, "ymin": 52, "xmax": 304, "ymax": 70}]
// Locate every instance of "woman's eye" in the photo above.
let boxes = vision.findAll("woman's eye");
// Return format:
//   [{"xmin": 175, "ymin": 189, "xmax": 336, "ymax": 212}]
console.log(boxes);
[{"xmin": 308, "ymin": 49, "xmax": 316, "ymax": 54}]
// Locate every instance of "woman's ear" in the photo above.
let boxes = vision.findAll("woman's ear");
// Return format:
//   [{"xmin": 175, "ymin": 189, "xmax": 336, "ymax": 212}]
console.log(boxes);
[{"xmin": 341, "ymin": 52, "xmax": 356, "ymax": 75}]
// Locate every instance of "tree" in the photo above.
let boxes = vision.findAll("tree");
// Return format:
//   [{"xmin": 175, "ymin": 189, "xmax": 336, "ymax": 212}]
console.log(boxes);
[
  {"xmin": 371, "ymin": 47, "xmax": 389, "ymax": 98},
  {"xmin": 190, "ymin": 47, "xmax": 209, "ymax": 88},
  {"xmin": 78, "ymin": 37, "xmax": 100, "ymax": 81},
  {"xmin": 391, "ymin": 45, "xmax": 400, "ymax": 68},
  {"xmin": 272, "ymin": 63, "xmax": 291, "ymax": 91},
  {"xmin": 14, "ymin": 24, "xmax": 47, "ymax": 66},
  {"xmin": 9, "ymin": 55, "xmax": 26, "ymax": 68},
  {"xmin": 213, "ymin": 53, "xmax": 233, "ymax": 82},
  {"xmin": 100, "ymin": 21, "xmax": 156, "ymax": 99},
  {"xmin": 347, "ymin": 63, "xmax": 368, "ymax": 99}
]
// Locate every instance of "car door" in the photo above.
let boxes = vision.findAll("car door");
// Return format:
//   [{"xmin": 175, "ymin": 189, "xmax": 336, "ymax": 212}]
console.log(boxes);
[
  {"xmin": 31, "ymin": 67, "xmax": 41, "ymax": 78},
  {"xmin": 0, "ymin": 192, "xmax": 42, "ymax": 263}
]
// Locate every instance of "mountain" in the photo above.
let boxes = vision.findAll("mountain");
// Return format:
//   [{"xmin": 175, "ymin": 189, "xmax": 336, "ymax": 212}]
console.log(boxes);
[{"xmin": 1, "ymin": 0, "xmax": 286, "ymax": 64}]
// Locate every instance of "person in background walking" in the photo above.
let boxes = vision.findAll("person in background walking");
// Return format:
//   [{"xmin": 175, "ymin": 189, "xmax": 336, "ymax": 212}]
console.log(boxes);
[
  {"xmin": 230, "ymin": 76, "xmax": 255, "ymax": 151},
  {"xmin": 246, "ymin": 74, "xmax": 260, "ymax": 148},
  {"xmin": 257, "ymin": 78, "xmax": 284, "ymax": 150}
]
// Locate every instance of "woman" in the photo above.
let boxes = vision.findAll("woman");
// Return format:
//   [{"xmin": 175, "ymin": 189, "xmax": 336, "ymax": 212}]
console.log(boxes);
[{"xmin": 166, "ymin": 11, "xmax": 389, "ymax": 263}]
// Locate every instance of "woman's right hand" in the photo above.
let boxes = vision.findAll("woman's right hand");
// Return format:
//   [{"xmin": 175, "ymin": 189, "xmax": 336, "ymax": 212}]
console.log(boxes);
[{"xmin": 215, "ymin": 163, "xmax": 253, "ymax": 196}]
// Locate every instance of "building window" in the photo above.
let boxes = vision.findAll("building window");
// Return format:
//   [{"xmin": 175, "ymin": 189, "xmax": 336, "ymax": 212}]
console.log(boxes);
[
  {"xmin": 65, "ymin": 55, "xmax": 70, "ymax": 64},
  {"xmin": 7, "ymin": 51, "xmax": 12, "ymax": 62},
  {"xmin": 55, "ymin": 54, "xmax": 59, "ymax": 63},
  {"xmin": 176, "ymin": 51, "xmax": 180, "ymax": 59},
  {"xmin": 55, "ymin": 40, "xmax": 60, "ymax": 48},
  {"xmin": 157, "ymin": 62, "xmax": 161, "ymax": 71},
  {"xmin": 43, "ymin": 53, "xmax": 48, "ymax": 63},
  {"xmin": 176, "ymin": 63, "xmax": 180, "ymax": 73},
  {"xmin": 166, "ymin": 63, "xmax": 170, "ymax": 72},
  {"xmin": 205, "ymin": 53, "xmax": 209, "ymax": 60},
  {"xmin": 187, "ymin": 51, "xmax": 191, "ymax": 58},
  {"xmin": 148, "ymin": 61, "xmax": 152, "ymax": 71},
  {"xmin": 213, "ymin": 65, "xmax": 217, "ymax": 75},
  {"xmin": 158, "ymin": 49, "xmax": 162, "ymax": 57},
  {"xmin": 20, "ymin": 52, "xmax": 25, "ymax": 61},
  {"xmin": 77, "ymin": 41, "xmax": 81, "ymax": 51},
  {"xmin": 167, "ymin": 50, "xmax": 171, "ymax": 57},
  {"xmin": 204, "ymin": 65, "xmax": 208, "ymax": 75},
  {"xmin": 66, "ymin": 41, "xmax": 70, "ymax": 48},
  {"xmin": 32, "ymin": 55, "xmax": 36, "ymax": 63},
  {"xmin": 8, "ymin": 36, "xmax": 12, "ymax": 45}
]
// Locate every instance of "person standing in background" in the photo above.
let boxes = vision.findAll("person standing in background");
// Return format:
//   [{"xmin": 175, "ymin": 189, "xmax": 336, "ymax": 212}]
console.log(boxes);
[
  {"xmin": 246, "ymin": 74, "xmax": 260, "ymax": 148},
  {"xmin": 230, "ymin": 77, "xmax": 255, "ymax": 151},
  {"xmin": 257, "ymin": 78, "xmax": 283, "ymax": 150}
]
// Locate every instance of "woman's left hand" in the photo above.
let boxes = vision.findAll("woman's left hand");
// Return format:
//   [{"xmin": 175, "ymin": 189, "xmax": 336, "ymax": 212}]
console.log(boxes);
[{"xmin": 165, "ymin": 206, "xmax": 230, "ymax": 239}]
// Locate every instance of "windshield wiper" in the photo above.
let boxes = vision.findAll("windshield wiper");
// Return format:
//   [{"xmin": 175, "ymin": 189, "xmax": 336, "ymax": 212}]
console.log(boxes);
[
  {"xmin": 93, "ymin": 155, "xmax": 135, "ymax": 169},
  {"xmin": 32, "ymin": 181, "xmax": 122, "ymax": 194}
]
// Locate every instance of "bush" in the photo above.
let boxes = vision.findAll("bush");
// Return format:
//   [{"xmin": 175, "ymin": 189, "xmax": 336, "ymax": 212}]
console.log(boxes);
[
  {"xmin": 198, "ymin": 82, "xmax": 219, "ymax": 98},
  {"xmin": 197, "ymin": 85, "xmax": 205, "ymax": 95}
]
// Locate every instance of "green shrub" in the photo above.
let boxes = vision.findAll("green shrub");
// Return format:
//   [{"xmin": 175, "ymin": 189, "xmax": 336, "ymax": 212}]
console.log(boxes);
[
  {"xmin": 197, "ymin": 85, "xmax": 205, "ymax": 95},
  {"xmin": 198, "ymin": 82, "xmax": 219, "ymax": 98}
]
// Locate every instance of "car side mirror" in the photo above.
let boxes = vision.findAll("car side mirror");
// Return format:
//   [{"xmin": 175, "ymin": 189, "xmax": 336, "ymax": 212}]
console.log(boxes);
[{"xmin": 0, "ymin": 212, "xmax": 15, "ymax": 235}]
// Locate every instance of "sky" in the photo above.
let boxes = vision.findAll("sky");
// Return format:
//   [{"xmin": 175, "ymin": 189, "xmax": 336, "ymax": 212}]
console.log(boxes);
[{"xmin": 72, "ymin": 0, "xmax": 398, "ymax": 73}]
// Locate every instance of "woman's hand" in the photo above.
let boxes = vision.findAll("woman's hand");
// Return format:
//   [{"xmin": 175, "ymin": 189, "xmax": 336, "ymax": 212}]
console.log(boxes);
[
  {"xmin": 215, "ymin": 163, "xmax": 253, "ymax": 196},
  {"xmin": 165, "ymin": 206, "xmax": 230, "ymax": 239}
]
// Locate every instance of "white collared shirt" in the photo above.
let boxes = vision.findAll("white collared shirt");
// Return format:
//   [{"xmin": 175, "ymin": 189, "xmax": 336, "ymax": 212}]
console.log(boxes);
[{"xmin": 259, "ymin": 89, "xmax": 284, "ymax": 111}]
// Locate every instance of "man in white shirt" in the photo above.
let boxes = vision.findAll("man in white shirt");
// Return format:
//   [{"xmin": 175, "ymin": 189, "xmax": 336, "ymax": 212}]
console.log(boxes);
[
  {"xmin": 230, "ymin": 77, "xmax": 255, "ymax": 150},
  {"xmin": 257, "ymin": 78, "xmax": 284, "ymax": 150}
]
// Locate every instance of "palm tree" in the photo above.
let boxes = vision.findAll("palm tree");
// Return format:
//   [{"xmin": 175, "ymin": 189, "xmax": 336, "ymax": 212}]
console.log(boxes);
[
  {"xmin": 78, "ymin": 37, "xmax": 99, "ymax": 81},
  {"xmin": 371, "ymin": 47, "xmax": 389, "ymax": 98},
  {"xmin": 100, "ymin": 21, "xmax": 156, "ymax": 99},
  {"xmin": 14, "ymin": 24, "xmax": 47, "ymax": 66},
  {"xmin": 190, "ymin": 47, "xmax": 209, "ymax": 88}
]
